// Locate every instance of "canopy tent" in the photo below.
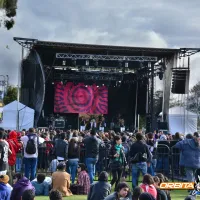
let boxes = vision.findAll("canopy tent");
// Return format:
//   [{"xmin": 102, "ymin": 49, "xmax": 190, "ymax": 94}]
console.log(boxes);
[
  {"xmin": 1, "ymin": 100, "xmax": 34, "ymax": 131},
  {"xmin": 164, "ymin": 106, "xmax": 197, "ymax": 134}
]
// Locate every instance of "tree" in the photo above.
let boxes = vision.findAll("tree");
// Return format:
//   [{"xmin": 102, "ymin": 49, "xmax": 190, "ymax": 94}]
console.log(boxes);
[
  {"xmin": 0, "ymin": 0, "xmax": 18, "ymax": 30},
  {"xmin": 3, "ymin": 86, "xmax": 17, "ymax": 105}
]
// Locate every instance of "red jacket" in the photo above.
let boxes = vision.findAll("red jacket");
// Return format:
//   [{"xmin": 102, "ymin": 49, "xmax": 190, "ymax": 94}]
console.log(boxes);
[{"xmin": 7, "ymin": 131, "xmax": 22, "ymax": 166}]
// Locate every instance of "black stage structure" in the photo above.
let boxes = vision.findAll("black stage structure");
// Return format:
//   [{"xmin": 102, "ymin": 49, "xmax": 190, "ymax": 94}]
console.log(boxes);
[{"xmin": 14, "ymin": 37, "xmax": 200, "ymax": 132}]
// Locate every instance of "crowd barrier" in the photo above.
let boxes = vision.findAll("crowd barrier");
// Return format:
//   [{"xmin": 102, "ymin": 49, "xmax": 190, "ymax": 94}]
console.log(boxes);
[{"xmin": 16, "ymin": 141, "xmax": 186, "ymax": 182}]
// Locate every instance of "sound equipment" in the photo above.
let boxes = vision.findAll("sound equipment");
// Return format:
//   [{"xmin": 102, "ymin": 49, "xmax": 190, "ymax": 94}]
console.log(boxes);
[
  {"xmin": 171, "ymin": 69, "xmax": 190, "ymax": 94},
  {"xmin": 158, "ymin": 122, "xmax": 168, "ymax": 130},
  {"xmin": 55, "ymin": 119, "xmax": 65, "ymax": 128}
]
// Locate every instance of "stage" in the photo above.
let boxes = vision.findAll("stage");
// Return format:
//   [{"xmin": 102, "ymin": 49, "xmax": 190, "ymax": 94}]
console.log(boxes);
[{"xmin": 14, "ymin": 37, "xmax": 198, "ymax": 132}]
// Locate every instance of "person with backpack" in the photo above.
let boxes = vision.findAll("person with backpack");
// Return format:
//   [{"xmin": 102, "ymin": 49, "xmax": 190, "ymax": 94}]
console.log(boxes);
[
  {"xmin": 21, "ymin": 128, "xmax": 44, "ymax": 181},
  {"xmin": 130, "ymin": 133, "xmax": 152, "ymax": 189}
]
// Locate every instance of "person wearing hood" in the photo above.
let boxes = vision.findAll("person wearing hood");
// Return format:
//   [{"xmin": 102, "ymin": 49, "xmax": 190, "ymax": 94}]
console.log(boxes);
[
  {"xmin": 10, "ymin": 173, "xmax": 35, "ymax": 200},
  {"xmin": 0, "ymin": 175, "xmax": 12, "ymax": 200},
  {"xmin": 175, "ymin": 132, "xmax": 200, "ymax": 183},
  {"xmin": 7, "ymin": 130, "xmax": 22, "ymax": 184}
]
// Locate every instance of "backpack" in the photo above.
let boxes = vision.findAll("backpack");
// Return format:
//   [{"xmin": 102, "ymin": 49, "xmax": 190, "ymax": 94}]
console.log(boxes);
[
  {"xmin": 25, "ymin": 135, "xmax": 37, "ymax": 154},
  {"xmin": 122, "ymin": 142, "xmax": 130, "ymax": 156}
]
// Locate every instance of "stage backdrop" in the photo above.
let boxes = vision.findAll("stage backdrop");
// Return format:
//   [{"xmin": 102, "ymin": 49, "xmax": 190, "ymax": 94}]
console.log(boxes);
[{"xmin": 54, "ymin": 82, "xmax": 108, "ymax": 114}]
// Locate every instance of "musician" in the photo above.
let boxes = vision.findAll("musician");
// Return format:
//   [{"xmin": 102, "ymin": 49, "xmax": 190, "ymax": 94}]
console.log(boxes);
[
  {"xmin": 99, "ymin": 117, "xmax": 106, "ymax": 132},
  {"xmin": 80, "ymin": 118, "xmax": 86, "ymax": 131},
  {"xmin": 90, "ymin": 118, "xmax": 96, "ymax": 129},
  {"xmin": 120, "ymin": 118, "xmax": 125, "ymax": 132}
]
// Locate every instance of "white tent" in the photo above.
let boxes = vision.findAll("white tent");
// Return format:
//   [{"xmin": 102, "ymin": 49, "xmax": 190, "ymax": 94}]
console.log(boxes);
[
  {"xmin": 1, "ymin": 100, "xmax": 34, "ymax": 131},
  {"xmin": 167, "ymin": 106, "xmax": 197, "ymax": 134}
]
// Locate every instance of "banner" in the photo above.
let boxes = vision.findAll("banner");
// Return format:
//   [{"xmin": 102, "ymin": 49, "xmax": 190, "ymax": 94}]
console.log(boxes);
[{"xmin": 54, "ymin": 82, "xmax": 108, "ymax": 114}]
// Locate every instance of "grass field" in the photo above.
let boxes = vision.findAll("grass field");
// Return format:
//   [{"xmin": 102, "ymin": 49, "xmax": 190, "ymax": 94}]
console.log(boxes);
[{"xmin": 35, "ymin": 189, "xmax": 189, "ymax": 200}]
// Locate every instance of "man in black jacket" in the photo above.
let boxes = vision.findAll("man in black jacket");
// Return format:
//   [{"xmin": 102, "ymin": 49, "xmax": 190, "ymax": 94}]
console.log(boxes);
[
  {"xmin": 130, "ymin": 133, "xmax": 152, "ymax": 189},
  {"xmin": 84, "ymin": 129, "xmax": 101, "ymax": 184}
]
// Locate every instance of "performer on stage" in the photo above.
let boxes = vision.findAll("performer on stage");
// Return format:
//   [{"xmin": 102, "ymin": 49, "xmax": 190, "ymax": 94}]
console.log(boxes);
[
  {"xmin": 120, "ymin": 118, "xmax": 125, "ymax": 132},
  {"xmin": 99, "ymin": 117, "xmax": 106, "ymax": 132},
  {"xmin": 90, "ymin": 118, "xmax": 96, "ymax": 129},
  {"xmin": 80, "ymin": 117, "xmax": 86, "ymax": 131}
]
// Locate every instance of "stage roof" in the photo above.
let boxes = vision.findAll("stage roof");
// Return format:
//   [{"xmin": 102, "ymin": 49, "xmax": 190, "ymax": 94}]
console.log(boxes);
[{"xmin": 14, "ymin": 37, "xmax": 181, "ymax": 59}]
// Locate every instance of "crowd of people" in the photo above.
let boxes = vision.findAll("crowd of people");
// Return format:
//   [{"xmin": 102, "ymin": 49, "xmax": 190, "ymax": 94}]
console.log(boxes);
[{"xmin": 0, "ymin": 127, "xmax": 199, "ymax": 200}]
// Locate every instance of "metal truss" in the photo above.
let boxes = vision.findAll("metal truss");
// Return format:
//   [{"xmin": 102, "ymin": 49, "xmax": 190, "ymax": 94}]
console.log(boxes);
[
  {"xmin": 179, "ymin": 48, "xmax": 200, "ymax": 57},
  {"xmin": 53, "ymin": 65, "xmax": 136, "ymax": 73},
  {"xmin": 54, "ymin": 73, "xmax": 123, "ymax": 81},
  {"xmin": 56, "ymin": 53, "xmax": 157, "ymax": 62},
  {"xmin": 13, "ymin": 37, "xmax": 38, "ymax": 49}
]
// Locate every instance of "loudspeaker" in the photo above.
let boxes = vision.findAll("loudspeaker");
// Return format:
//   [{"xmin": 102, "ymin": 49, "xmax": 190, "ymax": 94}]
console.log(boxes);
[
  {"xmin": 158, "ymin": 122, "xmax": 168, "ymax": 130},
  {"xmin": 55, "ymin": 119, "xmax": 65, "ymax": 128},
  {"xmin": 171, "ymin": 69, "xmax": 190, "ymax": 94}
]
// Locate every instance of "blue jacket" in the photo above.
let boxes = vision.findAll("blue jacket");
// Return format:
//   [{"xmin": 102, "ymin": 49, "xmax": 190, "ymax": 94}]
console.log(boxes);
[
  {"xmin": 175, "ymin": 138, "xmax": 200, "ymax": 169},
  {"xmin": 0, "ymin": 183, "xmax": 11, "ymax": 200},
  {"xmin": 31, "ymin": 181, "xmax": 49, "ymax": 196}
]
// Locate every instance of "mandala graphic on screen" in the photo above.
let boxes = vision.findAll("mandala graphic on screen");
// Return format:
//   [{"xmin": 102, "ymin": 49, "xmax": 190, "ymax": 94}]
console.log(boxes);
[{"xmin": 54, "ymin": 82, "xmax": 108, "ymax": 114}]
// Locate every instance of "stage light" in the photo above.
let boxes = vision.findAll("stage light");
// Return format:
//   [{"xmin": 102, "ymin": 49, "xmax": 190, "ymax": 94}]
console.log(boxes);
[
  {"xmin": 97, "ymin": 85, "xmax": 99, "ymax": 88},
  {"xmin": 52, "ymin": 82, "xmax": 54, "ymax": 85},
  {"xmin": 102, "ymin": 84, "xmax": 104, "ymax": 86},
  {"xmin": 118, "ymin": 81, "xmax": 121, "ymax": 83},
  {"xmin": 94, "ymin": 60, "xmax": 98, "ymax": 67},
  {"xmin": 85, "ymin": 85, "xmax": 88, "ymax": 87},
  {"xmin": 72, "ymin": 59, "xmax": 76, "ymax": 66},
  {"xmin": 118, "ymin": 61, "xmax": 123, "ymax": 67},
  {"xmin": 86, "ymin": 60, "xmax": 89, "ymax": 66},
  {"xmin": 61, "ymin": 81, "xmax": 63, "ymax": 85},
  {"xmin": 125, "ymin": 62, "xmax": 128, "ymax": 68},
  {"xmin": 62, "ymin": 60, "xmax": 66, "ymax": 65}
]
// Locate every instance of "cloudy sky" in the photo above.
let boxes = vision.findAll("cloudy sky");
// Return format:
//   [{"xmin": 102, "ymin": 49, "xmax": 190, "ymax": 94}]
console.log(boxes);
[{"xmin": 1, "ymin": 0, "xmax": 200, "ymax": 89}]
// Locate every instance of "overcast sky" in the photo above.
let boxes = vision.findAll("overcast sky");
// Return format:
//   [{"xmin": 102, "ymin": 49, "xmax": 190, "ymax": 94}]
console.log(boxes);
[{"xmin": 1, "ymin": 0, "xmax": 200, "ymax": 89}]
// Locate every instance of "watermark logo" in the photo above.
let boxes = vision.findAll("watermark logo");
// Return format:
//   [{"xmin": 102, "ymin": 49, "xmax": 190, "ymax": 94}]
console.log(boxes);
[{"xmin": 160, "ymin": 182, "xmax": 194, "ymax": 190}]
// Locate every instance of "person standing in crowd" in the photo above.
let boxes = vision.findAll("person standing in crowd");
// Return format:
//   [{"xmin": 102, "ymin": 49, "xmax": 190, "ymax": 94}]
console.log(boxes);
[
  {"xmin": 88, "ymin": 171, "xmax": 111, "ymax": 200},
  {"xmin": 84, "ymin": 129, "xmax": 102, "ymax": 184},
  {"xmin": 77, "ymin": 163, "xmax": 90, "ymax": 195},
  {"xmin": 21, "ymin": 128, "xmax": 44, "ymax": 180},
  {"xmin": 0, "ymin": 175, "xmax": 11, "ymax": 200},
  {"xmin": 49, "ymin": 189, "xmax": 63, "ymax": 200},
  {"xmin": 146, "ymin": 132, "xmax": 157, "ymax": 176},
  {"xmin": 139, "ymin": 174, "xmax": 157, "ymax": 199},
  {"xmin": 159, "ymin": 131, "xmax": 167, "ymax": 141},
  {"xmin": 52, "ymin": 162, "xmax": 72, "ymax": 197},
  {"xmin": 109, "ymin": 135, "xmax": 126, "ymax": 190},
  {"xmin": 104, "ymin": 182, "xmax": 132, "ymax": 200},
  {"xmin": 130, "ymin": 133, "xmax": 152, "ymax": 189},
  {"xmin": 0, "ymin": 130, "xmax": 9, "ymax": 176},
  {"xmin": 7, "ymin": 130, "xmax": 22, "ymax": 184},
  {"xmin": 54, "ymin": 132, "xmax": 68, "ymax": 162},
  {"xmin": 31, "ymin": 174, "xmax": 49, "ymax": 196},
  {"xmin": 22, "ymin": 189, "xmax": 35, "ymax": 200},
  {"xmin": 67, "ymin": 138, "xmax": 80, "ymax": 184},
  {"xmin": 175, "ymin": 132, "xmax": 200, "ymax": 183},
  {"xmin": 11, "ymin": 173, "xmax": 35, "ymax": 200}
]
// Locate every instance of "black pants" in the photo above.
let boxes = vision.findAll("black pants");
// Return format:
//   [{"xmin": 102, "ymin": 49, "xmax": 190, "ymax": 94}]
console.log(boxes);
[{"xmin": 111, "ymin": 168, "xmax": 123, "ymax": 189}]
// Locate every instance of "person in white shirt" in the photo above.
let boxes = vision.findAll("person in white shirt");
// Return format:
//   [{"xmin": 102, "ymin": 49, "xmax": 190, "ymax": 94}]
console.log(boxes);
[{"xmin": 21, "ymin": 128, "xmax": 44, "ymax": 180}]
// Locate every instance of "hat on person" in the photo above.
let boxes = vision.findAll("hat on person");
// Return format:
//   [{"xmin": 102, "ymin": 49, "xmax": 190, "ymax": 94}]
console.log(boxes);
[
  {"xmin": 184, "ymin": 195, "xmax": 196, "ymax": 200},
  {"xmin": 0, "ymin": 175, "xmax": 9, "ymax": 184}
]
